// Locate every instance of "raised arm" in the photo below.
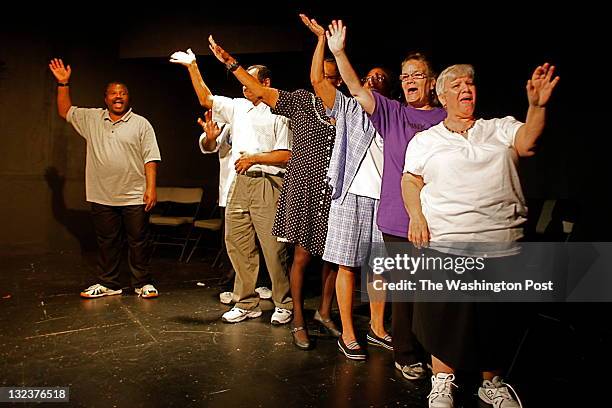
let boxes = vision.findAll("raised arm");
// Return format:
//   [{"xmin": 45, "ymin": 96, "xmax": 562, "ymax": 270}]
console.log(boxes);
[
  {"xmin": 48, "ymin": 58, "xmax": 72, "ymax": 119},
  {"xmin": 300, "ymin": 14, "xmax": 336, "ymax": 109},
  {"xmin": 514, "ymin": 63, "xmax": 560, "ymax": 157},
  {"xmin": 326, "ymin": 20, "xmax": 375, "ymax": 114},
  {"xmin": 401, "ymin": 172, "xmax": 430, "ymax": 248},
  {"xmin": 208, "ymin": 36, "xmax": 279, "ymax": 108},
  {"xmin": 169, "ymin": 49, "xmax": 215, "ymax": 110}
]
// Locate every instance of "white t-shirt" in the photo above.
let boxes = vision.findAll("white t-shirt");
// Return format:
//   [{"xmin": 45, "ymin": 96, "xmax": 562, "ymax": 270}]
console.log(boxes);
[
  {"xmin": 403, "ymin": 116, "xmax": 526, "ymax": 254},
  {"xmin": 199, "ymin": 124, "xmax": 232, "ymax": 207},
  {"xmin": 212, "ymin": 96, "xmax": 292, "ymax": 176},
  {"xmin": 348, "ymin": 134, "xmax": 384, "ymax": 199}
]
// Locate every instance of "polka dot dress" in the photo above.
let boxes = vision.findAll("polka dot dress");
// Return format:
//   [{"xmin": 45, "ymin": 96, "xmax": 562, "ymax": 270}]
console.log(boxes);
[{"xmin": 271, "ymin": 89, "xmax": 335, "ymax": 257}]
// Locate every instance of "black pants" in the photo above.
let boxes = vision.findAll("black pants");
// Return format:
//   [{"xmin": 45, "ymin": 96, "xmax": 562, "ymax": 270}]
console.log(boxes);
[
  {"xmin": 382, "ymin": 233, "xmax": 427, "ymax": 366},
  {"xmin": 91, "ymin": 203, "xmax": 153, "ymax": 289}
]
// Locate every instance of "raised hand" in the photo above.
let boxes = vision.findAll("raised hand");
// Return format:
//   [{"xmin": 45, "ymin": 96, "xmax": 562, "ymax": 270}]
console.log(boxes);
[
  {"xmin": 49, "ymin": 58, "xmax": 71, "ymax": 83},
  {"xmin": 325, "ymin": 20, "xmax": 347, "ymax": 56},
  {"xmin": 197, "ymin": 110, "xmax": 221, "ymax": 141},
  {"xmin": 208, "ymin": 35, "xmax": 234, "ymax": 65},
  {"xmin": 299, "ymin": 14, "xmax": 325, "ymax": 38},
  {"xmin": 526, "ymin": 63, "xmax": 560, "ymax": 107},
  {"xmin": 169, "ymin": 48, "xmax": 196, "ymax": 67}
]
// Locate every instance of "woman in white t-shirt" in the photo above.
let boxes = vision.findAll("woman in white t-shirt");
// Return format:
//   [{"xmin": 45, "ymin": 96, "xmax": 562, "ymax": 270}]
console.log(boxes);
[{"xmin": 402, "ymin": 63, "xmax": 559, "ymax": 408}]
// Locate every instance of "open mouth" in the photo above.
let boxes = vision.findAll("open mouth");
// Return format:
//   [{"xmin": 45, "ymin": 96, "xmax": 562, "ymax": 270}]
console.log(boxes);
[
  {"xmin": 406, "ymin": 87, "xmax": 418, "ymax": 95},
  {"xmin": 460, "ymin": 95, "xmax": 473, "ymax": 102}
]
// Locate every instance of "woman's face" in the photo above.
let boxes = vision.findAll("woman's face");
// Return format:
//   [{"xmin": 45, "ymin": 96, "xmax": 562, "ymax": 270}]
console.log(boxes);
[
  {"xmin": 440, "ymin": 75, "xmax": 477, "ymax": 118},
  {"xmin": 400, "ymin": 59, "xmax": 435, "ymax": 108}
]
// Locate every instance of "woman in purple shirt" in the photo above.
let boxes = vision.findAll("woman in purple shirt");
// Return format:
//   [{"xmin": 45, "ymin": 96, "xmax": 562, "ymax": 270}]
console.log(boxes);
[{"xmin": 327, "ymin": 20, "xmax": 445, "ymax": 378}]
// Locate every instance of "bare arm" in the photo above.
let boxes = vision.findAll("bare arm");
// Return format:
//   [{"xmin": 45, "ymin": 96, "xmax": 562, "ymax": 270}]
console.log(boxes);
[
  {"xmin": 169, "ymin": 49, "xmax": 215, "ymax": 110},
  {"xmin": 514, "ymin": 63, "xmax": 560, "ymax": 157},
  {"xmin": 144, "ymin": 161, "xmax": 158, "ymax": 212},
  {"xmin": 401, "ymin": 172, "xmax": 430, "ymax": 247},
  {"xmin": 299, "ymin": 14, "xmax": 337, "ymax": 109},
  {"xmin": 234, "ymin": 150, "xmax": 291, "ymax": 174},
  {"xmin": 208, "ymin": 36, "xmax": 279, "ymax": 108},
  {"xmin": 48, "ymin": 58, "xmax": 72, "ymax": 119},
  {"xmin": 326, "ymin": 20, "xmax": 375, "ymax": 114}
]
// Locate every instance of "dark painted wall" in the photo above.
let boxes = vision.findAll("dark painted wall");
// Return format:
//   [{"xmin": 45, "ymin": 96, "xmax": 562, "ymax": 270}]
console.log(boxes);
[{"xmin": 1, "ymin": 5, "xmax": 600, "ymax": 253}]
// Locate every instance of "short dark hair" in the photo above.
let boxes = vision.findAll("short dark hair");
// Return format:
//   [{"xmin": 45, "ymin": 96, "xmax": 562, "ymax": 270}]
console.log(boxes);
[
  {"xmin": 246, "ymin": 65, "xmax": 271, "ymax": 82},
  {"xmin": 104, "ymin": 81, "xmax": 129, "ymax": 95}
]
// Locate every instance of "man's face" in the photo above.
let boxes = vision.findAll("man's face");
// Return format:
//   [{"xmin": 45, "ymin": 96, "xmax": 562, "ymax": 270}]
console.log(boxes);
[
  {"xmin": 323, "ymin": 61, "xmax": 343, "ymax": 88},
  {"xmin": 104, "ymin": 84, "xmax": 130, "ymax": 116},
  {"xmin": 243, "ymin": 68, "xmax": 268, "ymax": 103},
  {"xmin": 362, "ymin": 67, "xmax": 390, "ymax": 96}
]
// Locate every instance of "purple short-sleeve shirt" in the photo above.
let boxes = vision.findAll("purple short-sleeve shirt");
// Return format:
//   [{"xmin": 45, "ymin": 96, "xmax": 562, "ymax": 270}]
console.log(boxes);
[{"xmin": 368, "ymin": 92, "xmax": 446, "ymax": 238}]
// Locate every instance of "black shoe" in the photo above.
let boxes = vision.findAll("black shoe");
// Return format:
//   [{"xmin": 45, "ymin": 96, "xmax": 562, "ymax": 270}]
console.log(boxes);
[
  {"xmin": 314, "ymin": 310, "xmax": 342, "ymax": 338},
  {"xmin": 290, "ymin": 326, "xmax": 311, "ymax": 350},
  {"xmin": 366, "ymin": 327, "xmax": 394, "ymax": 350},
  {"xmin": 338, "ymin": 337, "xmax": 366, "ymax": 360}
]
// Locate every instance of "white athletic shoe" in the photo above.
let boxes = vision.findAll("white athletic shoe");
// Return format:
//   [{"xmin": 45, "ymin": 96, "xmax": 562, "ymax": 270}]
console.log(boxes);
[
  {"xmin": 80, "ymin": 284, "xmax": 122, "ymax": 299},
  {"xmin": 478, "ymin": 376, "xmax": 522, "ymax": 408},
  {"xmin": 255, "ymin": 286, "xmax": 272, "ymax": 299},
  {"xmin": 270, "ymin": 307, "xmax": 292, "ymax": 325},
  {"xmin": 134, "ymin": 284, "xmax": 159, "ymax": 298},
  {"xmin": 428, "ymin": 373, "xmax": 457, "ymax": 408},
  {"xmin": 219, "ymin": 291, "xmax": 234, "ymax": 305},
  {"xmin": 221, "ymin": 307, "xmax": 262, "ymax": 323}
]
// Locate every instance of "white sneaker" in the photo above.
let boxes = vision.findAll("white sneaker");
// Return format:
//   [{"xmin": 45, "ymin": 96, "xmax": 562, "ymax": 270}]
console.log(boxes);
[
  {"xmin": 478, "ymin": 376, "xmax": 522, "ymax": 408},
  {"xmin": 270, "ymin": 307, "xmax": 292, "ymax": 325},
  {"xmin": 134, "ymin": 284, "xmax": 159, "ymax": 298},
  {"xmin": 221, "ymin": 306, "xmax": 262, "ymax": 323},
  {"xmin": 395, "ymin": 361, "xmax": 427, "ymax": 380},
  {"xmin": 255, "ymin": 286, "xmax": 272, "ymax": 299},
  {"xmin": 80, "ymin": 284, "xmax": 122, "ymax": 299},
  {"xmin": 428, "ymin": 373, "xmax": 457, "ymax": 408},
  {"xmin": 219, "ymin": 291, "xmax": 234, "ymax": 305}
]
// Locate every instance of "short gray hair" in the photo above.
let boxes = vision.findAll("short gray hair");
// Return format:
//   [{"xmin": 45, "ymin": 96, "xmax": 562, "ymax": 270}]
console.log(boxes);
[{"xmin": 435, "ymin": 64, "xmax": 475, "ymax": 96}]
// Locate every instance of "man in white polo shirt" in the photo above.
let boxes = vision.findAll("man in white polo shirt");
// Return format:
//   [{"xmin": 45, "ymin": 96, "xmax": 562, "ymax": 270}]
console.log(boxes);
[
  {"xmin": 171, "ymin": 49, "xmax": 293, "ymax": 324},
  {"xmin": 49, "ymin": 58, "xmax": 161, "ymax": 299}
]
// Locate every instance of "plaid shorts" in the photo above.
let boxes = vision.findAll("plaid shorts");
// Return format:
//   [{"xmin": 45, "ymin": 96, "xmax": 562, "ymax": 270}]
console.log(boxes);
[{"xmin": 322, "ymin": 193, "xmax": 383, "ymax": 267}]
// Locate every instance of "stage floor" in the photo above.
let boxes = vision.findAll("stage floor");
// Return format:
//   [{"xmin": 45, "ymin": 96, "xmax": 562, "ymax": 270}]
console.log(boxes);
[{"xmin": 0, "ymin": 249, "xmax": 603, "ymax": 407}]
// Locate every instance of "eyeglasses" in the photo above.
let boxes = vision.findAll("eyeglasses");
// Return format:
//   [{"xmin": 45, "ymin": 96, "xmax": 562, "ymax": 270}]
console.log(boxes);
[
  {"xmin": 361, "ymin": 73, "xmax": 387, "ymax": 84},
  {"xmin": 399, "ymin": 72, "xmax": 428, "ymax": 82}
]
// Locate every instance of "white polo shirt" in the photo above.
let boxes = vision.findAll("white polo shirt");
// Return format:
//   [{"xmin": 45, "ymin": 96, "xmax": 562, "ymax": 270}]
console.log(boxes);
[
  {"xmin": 212, "ymin": 96, "xmax": 292, "ymax": 176},
  {"xmin": 403, "ymin": 116, "xmax": 527, "ymax": 253},
  {"xmin": 199, "ymin": 124, "xmax": 233, "ymax": 207}
]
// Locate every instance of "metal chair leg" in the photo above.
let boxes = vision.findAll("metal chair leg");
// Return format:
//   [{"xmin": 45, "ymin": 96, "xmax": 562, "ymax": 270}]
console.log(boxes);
[{"xmin": 185, "ymin": 232, "xmax": 203, "ymax": 264}]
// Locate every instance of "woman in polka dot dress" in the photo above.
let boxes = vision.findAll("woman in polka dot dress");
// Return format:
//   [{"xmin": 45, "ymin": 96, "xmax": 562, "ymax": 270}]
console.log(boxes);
[{"xmin": 208, "ymin": 15, "xmax": 343, "ymax": 349}]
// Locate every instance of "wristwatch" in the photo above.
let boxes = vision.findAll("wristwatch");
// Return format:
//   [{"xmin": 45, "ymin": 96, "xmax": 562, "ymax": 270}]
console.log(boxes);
[{"xmin": 226, "ymin": 60, "xmax": 240, "ymax": 72}]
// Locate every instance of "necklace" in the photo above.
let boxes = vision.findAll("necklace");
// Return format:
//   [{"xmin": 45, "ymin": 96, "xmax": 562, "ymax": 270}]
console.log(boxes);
[{"xmin": 443, "ymin": 119, "xmax": 475, "ymax": 135}]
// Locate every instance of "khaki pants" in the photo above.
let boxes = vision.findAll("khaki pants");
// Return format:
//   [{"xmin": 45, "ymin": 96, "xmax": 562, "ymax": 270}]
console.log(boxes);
[{"xmin": 225, "ymin": 174, "xmax": 291, "ymax": 310}]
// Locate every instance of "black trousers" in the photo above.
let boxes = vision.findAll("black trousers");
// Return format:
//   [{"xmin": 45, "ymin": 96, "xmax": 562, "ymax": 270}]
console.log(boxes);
[
  {"xmin": 90, "ymin": 203, "xmax": 153, "ymax": 289},
  {"xmin": 382, "ymin": 233, "xmax": 427, "ymax": 366}
]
